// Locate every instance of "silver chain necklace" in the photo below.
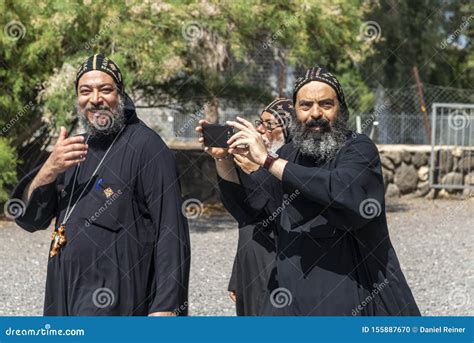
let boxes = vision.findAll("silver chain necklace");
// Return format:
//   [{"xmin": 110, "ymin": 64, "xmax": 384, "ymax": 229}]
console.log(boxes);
[{"xmin": 50, "ymin": 127, "xmax": 125, "ymax": 258}]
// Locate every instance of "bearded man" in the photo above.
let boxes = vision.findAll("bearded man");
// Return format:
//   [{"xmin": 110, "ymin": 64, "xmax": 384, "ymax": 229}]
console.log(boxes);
[
  {"xmin": 199, "ymin": 66, "xmax": 420, "ymax": 316},
  {"xmin": 11, "ymin": 54, "xmax": 190, "ymax": 316}
]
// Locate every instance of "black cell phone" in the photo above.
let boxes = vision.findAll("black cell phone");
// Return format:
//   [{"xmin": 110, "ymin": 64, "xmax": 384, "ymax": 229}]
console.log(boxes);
[{"xmin": 202, "ymin": 124, "xmax": 234, "ymax": 148}]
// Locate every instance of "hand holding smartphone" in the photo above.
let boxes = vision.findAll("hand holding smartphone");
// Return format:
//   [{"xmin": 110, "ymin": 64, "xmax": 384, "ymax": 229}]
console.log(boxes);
[{"xmin": 201, "ymin": 123, "xmax": 235, "ymax": 148}]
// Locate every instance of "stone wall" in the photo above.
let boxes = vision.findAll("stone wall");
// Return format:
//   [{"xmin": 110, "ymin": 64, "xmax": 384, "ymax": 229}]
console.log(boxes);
[
  {"xmin": 174, "ymin": 148, "xmax": 221, "ymax": 202},
  {"xmin": 172, "ymin": 143, "xmax": 474, "ymax": 203},
  {"xmin": 379, "ymin": 145, "xmax": 473, "ymax": 199}
]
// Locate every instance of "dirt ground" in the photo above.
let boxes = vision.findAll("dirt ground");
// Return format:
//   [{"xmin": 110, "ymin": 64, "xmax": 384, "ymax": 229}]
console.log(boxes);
[{"xmin": 0, "ymin": 197, "xmax": 472, "ymax": 316}]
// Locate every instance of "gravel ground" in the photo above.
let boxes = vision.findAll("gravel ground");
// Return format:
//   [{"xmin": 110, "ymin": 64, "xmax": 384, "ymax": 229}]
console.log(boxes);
[{"xmin": 0, "ymin": 198, "xmax": 472, "ymax": 316}]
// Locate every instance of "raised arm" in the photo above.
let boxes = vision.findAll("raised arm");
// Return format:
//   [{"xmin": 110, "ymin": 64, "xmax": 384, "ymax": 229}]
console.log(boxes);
[
  {"xmin": 226, "ymin": 117, "xmax": 384, "ymax": 230},
  {"xmin": 12, "ymin": 127, "xmax": 88, "ymax": 232},
  {"xmin": 279, "ymin": 136, "xmax": 384, "ymax": 229}
]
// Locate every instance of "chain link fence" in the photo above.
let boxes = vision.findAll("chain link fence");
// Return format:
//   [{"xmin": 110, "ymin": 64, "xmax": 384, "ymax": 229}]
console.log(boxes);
[
  {"xmin": 347, "ymin": 84, "xmax": 474, "ymax": 144},
  {"xmin": 137, "ymin": 84, "xmax": 474, "ymax": 145},
  {"xmin": 138, "ymin": 102, "xmax": 266, "ymax": 142}
]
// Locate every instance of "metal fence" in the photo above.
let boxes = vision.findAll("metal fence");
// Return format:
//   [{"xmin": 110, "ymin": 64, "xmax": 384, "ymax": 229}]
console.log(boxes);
[
  {"xmin": 137, "ymin": 84, "xmax": 474, "ymax": 145},
  {"xmin": 138, "ymin": 102, "xmax": 265, "ymax": 142},
  {"xmin": 429, "ymin": 103, "xmax": 474, "ymax": 190},
  {"xmin": 347, "ymin": 84, "xmax": 474, "ymax": 144},
  {"xmin": 351, "ymin": 112, "xmax": 430, "ymax": 145}
]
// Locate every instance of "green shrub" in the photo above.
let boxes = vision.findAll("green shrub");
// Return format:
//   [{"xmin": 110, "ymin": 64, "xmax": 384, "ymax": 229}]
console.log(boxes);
[{"xmin": 0, "ymin": 138, "xmax": 17, "ymax": 203}]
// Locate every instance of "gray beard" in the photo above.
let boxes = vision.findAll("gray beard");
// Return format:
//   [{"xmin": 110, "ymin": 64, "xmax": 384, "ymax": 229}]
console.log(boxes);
[
  {"xmin": 264, "ymin": 135, "xmax": 286, "ymax": 153},
  {"xmin": 77, "ymin": 97, "xmax": 126, "ymax": 138},
  {"xmin": 291, "ymin": 115, "xmax": 349, "ymax": 163}
]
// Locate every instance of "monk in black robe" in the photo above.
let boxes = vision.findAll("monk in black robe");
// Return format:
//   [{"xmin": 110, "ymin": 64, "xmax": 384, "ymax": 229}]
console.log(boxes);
[
  {"xmin": 11, "ymin": 54, "xmax": 190, "ymax": 316},
  {"xmin": 222, "ymin": 99, "xmax": 294, "ymax": 315},
  {"xmin": 198, "ymin": 66, "xmax": 420, "ymax": 316}
]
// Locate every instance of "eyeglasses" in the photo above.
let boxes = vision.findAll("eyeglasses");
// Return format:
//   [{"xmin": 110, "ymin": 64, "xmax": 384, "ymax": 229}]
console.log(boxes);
[{"xmin": 255, "ymin": 119, "xmax": 283, "ymax": 132}]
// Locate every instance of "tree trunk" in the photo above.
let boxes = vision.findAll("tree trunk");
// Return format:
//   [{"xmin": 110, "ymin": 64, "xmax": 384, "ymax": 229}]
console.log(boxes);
[
  {"xmin": 206, "ymin": 96, "xmax": 219, "ymax": 123},
  {"xmin": 276, "ymin": 49, "xmax": 287, "ymax": 97},
  {"xmin": 277, "ymin": 60, "xmax": 286, "ymax": 97}
]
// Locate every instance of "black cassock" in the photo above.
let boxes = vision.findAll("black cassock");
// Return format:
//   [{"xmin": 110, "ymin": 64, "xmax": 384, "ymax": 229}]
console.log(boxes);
[
  {"xmin": 220, "ymin": 133, "xmax": 420, "ymax": 316},
  {"xmin": 219, "ymin": 177, "xmax": 276, "ymax": 316},
  {"xmin": 12, "ymin": 104, "xmax": 190, "ymax": 316}
]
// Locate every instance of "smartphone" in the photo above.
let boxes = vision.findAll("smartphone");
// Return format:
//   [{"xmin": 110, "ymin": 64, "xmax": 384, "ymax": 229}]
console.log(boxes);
[{"xmin": 202, "ymin": 124, "xmax": 234, "ymax": 148}]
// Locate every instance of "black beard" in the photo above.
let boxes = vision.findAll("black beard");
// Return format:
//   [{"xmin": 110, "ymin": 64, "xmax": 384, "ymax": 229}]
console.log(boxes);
[
  {"xmin": 77, "ymin": 96, "xmax": 126, "ymax": 138},
  {"xmin": 291, "ymin": 113, "xmax": 349, "ymax": 163}
]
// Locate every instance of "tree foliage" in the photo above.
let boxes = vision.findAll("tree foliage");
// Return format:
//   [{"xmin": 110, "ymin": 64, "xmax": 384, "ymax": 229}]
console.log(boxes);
[{"xmin": 0, "ymin": 0, "xmax": 471, "ymax": 198}]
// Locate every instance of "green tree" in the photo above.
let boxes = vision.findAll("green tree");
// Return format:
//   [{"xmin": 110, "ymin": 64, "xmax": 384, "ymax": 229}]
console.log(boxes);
[
  {"xmin": 359, "ymin": 0, "xmax": 473, "ymax": 89},
  {"xmin": 0, "ymin": 0, "xmax": 385, "ymax": 204},
  {"xmin": 1, "ymin": 0, "xmax": 371, "ymax": 141},
  {"xmin": 0, "ymin": 138, "xmax": 17, "ymax": 202}
]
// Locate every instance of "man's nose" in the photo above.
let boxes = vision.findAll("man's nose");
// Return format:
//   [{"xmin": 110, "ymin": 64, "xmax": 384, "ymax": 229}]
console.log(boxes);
[
  {"xmin": 256, "ymin": 123, "xmax": 266, "ymax": 134},
  {"xmin": 89, "ymin": 89, "xmax": 103, "ymax": 106},
  {"xmin": 309, "ymin": 105, "xmax": 323, "ymax": 121}
]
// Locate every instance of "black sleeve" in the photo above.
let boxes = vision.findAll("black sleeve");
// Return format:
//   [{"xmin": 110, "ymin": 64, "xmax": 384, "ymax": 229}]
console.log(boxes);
[
  {"xmin": 11, "ymin": 165, "xmax": 58, "ymax": 232},
  {"xmin": 281, "ymin": 136, "xmax": 385, "ymax": 230},
  {"xmin": 236, "ymin": 167, "xmax": 280, "ymax": 213},
  {"xmin": 218, "ymin": 173, "xmax": 262, "ymax": 228},
  {"xmin": 137, "ymin": 136, "xmax": 191, "ymax": 315}
]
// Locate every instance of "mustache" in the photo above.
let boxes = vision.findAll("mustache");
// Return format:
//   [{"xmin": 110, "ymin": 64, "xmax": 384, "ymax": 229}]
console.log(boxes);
[
  {"xmin": 300, "ymin": 118, "xmax": 331, "ymax": 138},
  {"xmin": 304, "ymin": 118, "xmax": 331, "ymax": 130},
  {"xmin": 84, "ymin": 104, "xmax": 112, "ymax": 113}
]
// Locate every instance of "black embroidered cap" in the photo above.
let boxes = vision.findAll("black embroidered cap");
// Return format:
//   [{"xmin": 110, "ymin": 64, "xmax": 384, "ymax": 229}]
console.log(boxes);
[
  {"xmin": 75, "ymin": 54, "xmax": 124, "ymax": 93},
  {"xmin": 292, "ymin": 66, "xmax": 348, "ymax": 119},
  {"xmin": 262, "ymin": 98, "xmax": 295, "ymax": 139}
]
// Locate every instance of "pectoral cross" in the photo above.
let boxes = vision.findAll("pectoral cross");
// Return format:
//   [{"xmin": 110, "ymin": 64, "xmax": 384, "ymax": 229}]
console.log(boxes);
[{"xmin": 50, "ymin": 224, "xmax": 67, "ymax": 258}]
